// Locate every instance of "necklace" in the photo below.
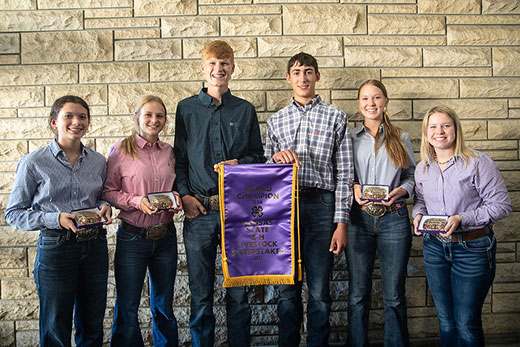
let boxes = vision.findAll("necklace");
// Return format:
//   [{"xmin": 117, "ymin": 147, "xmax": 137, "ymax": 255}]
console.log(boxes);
[{"xmin": 435, "ymin": 156, "xmax": 453, "ymax": 165}]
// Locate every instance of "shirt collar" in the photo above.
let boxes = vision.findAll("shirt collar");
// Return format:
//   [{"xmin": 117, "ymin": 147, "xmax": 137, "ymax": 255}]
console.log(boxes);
[
  {"xmin": 290, "ymin": 94, "xmax": 321, "ymax": 112},
  {"xmin": 49, "ymin": 139, "xmax": 87, "ymax": 158},
  {"xmin": 198, "ymin": 88, "xmax": 232, "ymax": 107},
  {"xmin": 135, "ymin": 134, "xmax": 164, "ymax": 150},
  {"xmin": 353, "ymin": 122, "xmax": 385, "ymax": 136}
]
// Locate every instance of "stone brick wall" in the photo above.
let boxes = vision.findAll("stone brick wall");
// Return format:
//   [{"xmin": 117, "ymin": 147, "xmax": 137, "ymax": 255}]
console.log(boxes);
[{"xmin": 1, "ymin": 0, "xmax": 519, "ymax": 346}]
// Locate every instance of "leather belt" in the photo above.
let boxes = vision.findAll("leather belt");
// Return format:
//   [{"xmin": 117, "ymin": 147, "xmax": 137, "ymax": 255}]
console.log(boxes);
[
  {"xmin": 298, "ymin": 187, "xmax": 330, "ymax": 198},
  {"xmin": 359, "ymin": 201, "xmax": 407, "ymax": 217},
  {"xmin": 194, "ymin": 194, "xmax": 219, "ymax": 210},
  {"xmin": 44, "ymin": 227, "xmax": 103, "ymax": 242},
  {"xmin": 121, "ymin": 220, "xmax": 170, "ymax": 240},
  {"xmin": 433, "ymin": 225, "xmax": 491, "ymax": 243}
]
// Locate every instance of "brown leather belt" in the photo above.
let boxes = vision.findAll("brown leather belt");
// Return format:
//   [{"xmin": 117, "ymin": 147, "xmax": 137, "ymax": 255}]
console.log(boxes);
[
  {"xmin": 121, "ymin": 220, "xmax": 170, "ymax": 240},
  {"xmin": 434, "ymin": 226, "xmax": 491, "ymax": 243},
  {"xmin": 359, "ymin": 201, "xmax": 407, "ymax": 217},
  {"xmin": 44, "ymin": 227, "xmax": 103, "ymax": 242},
  {"xmin": 194, "ymin": 194, "xmax": 219, "ymax": 210}
]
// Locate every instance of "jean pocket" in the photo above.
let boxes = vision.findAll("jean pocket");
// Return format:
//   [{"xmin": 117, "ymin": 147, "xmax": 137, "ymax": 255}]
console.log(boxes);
[
  {"xmin": 117, "ymin": 228, "xmax": 140, "ymax": 242},
  {"xmin": 38, "ymin": 233, "xmax": 65, "ymax": 250},
  {"xmin": 319, "ymin": 192, "xmax": 335, "ymax": 207},
  {"xmin": 394, "ymin": 206, "xmax": 409, "ymax": 218},
  {"xmin": 462, "ymin": 233, "xmax": 495, "ymax": 253}
]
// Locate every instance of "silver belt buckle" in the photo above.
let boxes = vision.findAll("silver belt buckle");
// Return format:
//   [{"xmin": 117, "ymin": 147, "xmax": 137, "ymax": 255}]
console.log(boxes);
[
  {"xmin": 433, "ymin": 234, "xmax": 452, "ymax": 243},
  {"xmin": 364, "ymin": 204, "xmax": 386, "ymax": 217},
  {"xmin": 146, "ymin": 224, "xmax": 167, "ymax": 240},
  {"xmin": 76, "ymin": 228, "xmax": 99, "ymax": 242}
]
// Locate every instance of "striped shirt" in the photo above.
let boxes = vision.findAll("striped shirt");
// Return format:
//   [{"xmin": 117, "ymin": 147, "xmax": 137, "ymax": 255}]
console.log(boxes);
[
  {"xmin": 5, "ymin": 139, "xmax": 108, "ymax": 231},
  {"xmin": 265, "ymin": 95, "xmax": 354, "ymax": 223}
]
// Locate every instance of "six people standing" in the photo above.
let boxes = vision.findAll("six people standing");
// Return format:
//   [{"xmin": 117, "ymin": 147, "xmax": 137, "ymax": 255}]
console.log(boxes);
[{"xmin": 3, "ymin": 46, "xmax": 513, "ymax": 346}]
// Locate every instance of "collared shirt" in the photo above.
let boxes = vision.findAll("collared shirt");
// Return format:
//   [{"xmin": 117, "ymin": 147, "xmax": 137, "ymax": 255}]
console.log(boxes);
[
  {"xmin": 351, "ymin": 124, "xmax": 416, "ymax": 199},
  {"xmin": 174, "ymin": 88, "xmax": 264, "ymax": 197},
  {"xmin": 412, "ymin": 151, "xmax": 511, "ymax": 231},
  {"xmin": 265, "ymin": 95, "xmax": 354, "ymax": 223},
  {"xmin": 102, "ymin": 135, "xmax": 176, "ymax": 228},
  {"xmin": 5, "ymin": 139, "xmax": 107, "ymax": 231}
]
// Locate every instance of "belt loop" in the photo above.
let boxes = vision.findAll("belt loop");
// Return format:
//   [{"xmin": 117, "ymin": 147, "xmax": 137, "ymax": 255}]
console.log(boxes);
[
  {"xmin": 203, "ymin": 196, "xmax": 210, "ymax": 209},
  {"xmin": 66, "ymin": 229, "xmax": 72, "ymax": 241}
]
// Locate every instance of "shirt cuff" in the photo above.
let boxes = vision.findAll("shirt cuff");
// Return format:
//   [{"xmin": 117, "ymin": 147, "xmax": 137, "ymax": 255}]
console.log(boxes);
[{"xmin": 46, "ymin": 212, "xmax": 62, "ymax": 230}]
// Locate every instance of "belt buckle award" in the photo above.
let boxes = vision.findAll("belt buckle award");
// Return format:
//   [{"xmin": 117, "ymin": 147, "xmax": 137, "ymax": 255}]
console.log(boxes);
[{"xmin": 217, "ymin": 163, "xmax": 301, "ymax": 287}]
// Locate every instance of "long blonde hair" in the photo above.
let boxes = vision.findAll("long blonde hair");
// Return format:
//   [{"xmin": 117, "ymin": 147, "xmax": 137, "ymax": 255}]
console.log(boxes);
[
  {"xmin": 420, "ymin": 105, "xmax": 475, "ymax": 166},
  {"xmin": 357, "ymin": 79, "xmax": 409, "ymax": 168},
  {"xmin": 119, "ymin": 95, "xmax": 167, "ymax": 158}
]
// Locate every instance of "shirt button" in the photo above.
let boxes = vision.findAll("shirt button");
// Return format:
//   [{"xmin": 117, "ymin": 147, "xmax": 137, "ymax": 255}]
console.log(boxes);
[{"xmin": 73, "ymin": 192, "xmax": 77, "ymax": 195}]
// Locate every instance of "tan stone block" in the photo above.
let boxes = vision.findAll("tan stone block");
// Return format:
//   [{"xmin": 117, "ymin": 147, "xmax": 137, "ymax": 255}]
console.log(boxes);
[
  {"xmin": 511, "ymin": 109, "xmax": 520, "ymax": 118},
  {"xmin": 150, "ymin": 61, "xmax": 201, "ymax": 82},
  {"xmin": 283, "ymin": 5, "xmax": 366, "ymax": 35},
  {"xmin": 317, "ymin": 57, "xmax": 345, "ymax": 68},
  {"xmin": 0, "ymin": 299, "xmax": 38, "ymax": 320},
  {"xmin": 511, "ymin": 99, "xmax": 520, "ymax": 108},
  {"xmin": 0, "ymin": 0, "xmax": 35, "ymax": 10},
  {"xmin": 114, "ymin": 29, "xmax": 161, "ymax": 39},
  {"xmin": 423, "ymin": 47, "xmax": 490, "ymax": 67},
  {"xmin": 489, "ymin": 120, "xmax": 520, "ymax": 140},
  {"xmin": 0, "ymin": 226, "xmax": 38, "ymax": 245},
  {"xmin": 199, "ymin": 4, "xmax": 281, "ymax": 14},
  {"xmin": 233, "ymin": 58, "xmax": 286, "ymax": 79},
  {"xmin": 18, "ymin": 107, "xmax": 50, "ymax": 118},
  {"xmin": 345, "ymin": 47, "xmax": 421, "ymax": 67},
  {"xmin": 183, "ymin": 38, "xmax": 257, "ymax": 59},
  {"xmin": 108, "ymin": 82, "xmax": 200, "ymax": 114},
  {"xmin": 418, "ymin": 0, "xmax": 480, "ymax": 14},
  {"xmin": 382, "ymin": 67, "xmax": 491, "ymax": 78},
  {"xmin": 0, "ymin": 87, "xmax": 44, "ymax": 108},
  {"xmin": 460, "ymin": 120, "xmax": 487, "ymax": 140},
  {"xmin": 80, "ymin": 62, "xmax": 148, "ymax": 83},
  {"xmin": 22, "ymin": 31, "xmax": 112, "ymax": 64},
  {"xmin": 0, "ymin": 10, "xmax": 82, "ymax": 32},
  {"xmin": 406, "ymin": 277, "xmax": 427, "ymax": 307},
  {"xmin": 0, "ymin": 141, "xmax": 28, "ymax": 161},
  {"xmin": 2, "ymin": 279, "xmax": 36, "ymax": 299},
  {"xmin": 482, "ymin": 150, "xmax": 518, "ymax": 161},
  {"xmin": 230, "ymin": 91, "xmax": 265, "ymax": 111},
  {"xmin": 38, "ymin": 0, "xmax": 132, "ymax": 8},
  {"xmin": 258, "ymin": 36, "xmax": 342, "ymax": 57},
  {"xmin": 0, "ymin": 55, "xmax": 20, "ymax": 64},
  {"xmin": 115, "ymin": 39, "xmax": 181, "ymax": 61},
  {"xmin": 46, "ymin": 85, "xmax": 107, "ymax": 106},
  {"xmin": 502, "ymin": 171, "xmax": 520, "ymax": 193},
  {"xmin": 0, "ymin": 64, "xmax": 78, "ymax": 86},
  {"xmin": 0, "ymin": 248, "xmax": 26, "ymax": 268},
  {"xmin": 319, "ymin": 68, "xmax": 379, "ymax": 89},
  {"xmin": 162, "ymin": 17, "xmax": 218, "ymax": 38},
  {"xmin": 393, "ymin": 121, "xmax": 423, "ymax": 143},
  {"xmin": 368, "ymin": 5, "xmax": 416, "ymax": 13},
  {"xmin": 134, "ymin": 0, "xmax": 197, "ymax": 16},
  {"xmin": 331, "ymin": 100, "xmax": 359, "ymax": 119},
  {"xmin": 460, "ymin": 78, "xmax": 520, "ymax": 98},
  {"xmin": 509, "ymin": 191, "xmax": 520, "ymax": 211},
  {"xmin": 493, "ymin": 293, "xmax": 520, "ymax": 313},
  {"xmin": 84, "ymin": 8, "xmax": 133, "ymax": 18},
  {"xmin": 494, "ymin": 282, "xmax": 520, "ymax": 293},
  {"xmin": 200, "ymin": 0, "xmax": 250, "ymax": 3},
  {"xmin": 86, "ymin": 17, "xmax": 158, "ymax": 29},
  {"xmin": 0, "ymin": 118, "xmax": 49, "ymax": 140},
  {"xmin": 493, "ymin": 47, "xmax": 520, "ymax": 76},
  {"xmin": 448, "ymin": 25, "xmax": 520, "ymax": 45},
  {"xmin": 95, "ymin": 137, "xmax": 124, "ymax": 157},
  {"xmin": 483, "ymin": 0, "xmax": 520, "ymax": 14},
  {"xmin": 466, "ymin": 140, "xmax": 517, "ymax": 150},
  {"xmin": 387, "ymin": 100, "xmax": 412, "ymax": 120},
  {"xmin": 369, "ymin": 14, "xmax": 445, "ymax": 35},
  {"xmin": 229, "ymin": 80, "xmax": 289, "ymax": 91},
  {"xmin": 413, "ymin": 99, "xmax": 508, "ymax": 119},
  {"xmin": 447, "ymin": 15, "xmax": 520, "ymax": 25},
  {"xmin": 2, "ymin": 108, "xmax": 17, "ymax": 118},
  {"xmin": 266, "ymin": 90, "xmax": 293, "ymax": 112},
  {"xmin": 331, "ymin": 90, "xmax": 358, "ymax": 99},
  {"xmin": 382, "ymin": 78, "xmax": 458, "ymax": 99},
  {"xmin": 221, "ymin": 15, "xmax": 281, "ymax": 36},
  {"xmin": 0, "ymin": 34, "xmax": 19, "ymax": 54},
  {"xmin": 341, "ymin": 0, "xmax": 416, "ymax": 2},
  {"xmin": 344, "ymin": 35, "xmax": 446, "ymax": 46}
]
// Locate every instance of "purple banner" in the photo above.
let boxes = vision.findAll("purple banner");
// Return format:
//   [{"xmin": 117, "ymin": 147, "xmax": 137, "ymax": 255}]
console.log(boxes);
[{"xmin": 219, "ymin": 163, "xmax": 297, "ymax": 287}]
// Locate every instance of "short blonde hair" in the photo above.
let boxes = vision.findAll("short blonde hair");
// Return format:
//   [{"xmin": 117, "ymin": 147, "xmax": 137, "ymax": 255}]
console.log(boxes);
[
  {"xmin": 420, "ymin": 105, "xmax": 475, "ymax": 166},
  {"xmin": 202, "ymin": 40, "xmax": 234, "ymax": 64}
]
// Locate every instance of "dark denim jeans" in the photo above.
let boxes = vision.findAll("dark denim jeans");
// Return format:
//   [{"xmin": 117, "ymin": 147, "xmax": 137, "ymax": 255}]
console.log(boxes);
[
  {"xmin": 34, "ymin": 230, "xmax": 108, "ymax": 347},
  {"xmin": 183, "ymin": 210, "xmax": 251, "ymax": 347},
  {"xmin": 278, "ymin": 191, "xmax": 336, "ymax": 347},
  {"xmin": 111, "ymin": 223, "xmax": 178, "ymax": 347},
  {"xmin": 346, "ymin": 205, "xmax": 412, "ymax": 347},
  {"xmin": 422, "ymin": 231, "xmax": 496, "ymax": 347}
]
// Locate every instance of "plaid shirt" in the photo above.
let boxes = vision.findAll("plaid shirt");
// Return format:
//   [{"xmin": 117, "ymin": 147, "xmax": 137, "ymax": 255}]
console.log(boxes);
[{"xmin": 265, "ymin": 95, "xmax": 354, "ymax": 223}]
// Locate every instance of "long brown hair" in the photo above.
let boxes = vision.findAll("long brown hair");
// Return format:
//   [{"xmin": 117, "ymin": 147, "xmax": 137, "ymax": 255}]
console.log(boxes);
[
  {"xmin": 357, "ymin": 79, "xmax": 409, "ymax": 168},
  {"xmin": 119, "ymin": 95, "xmax": 167, "ymax": 158},
  {"xmin": 420, "ymin": 105, "xmax": 475, "ymax": 167}
]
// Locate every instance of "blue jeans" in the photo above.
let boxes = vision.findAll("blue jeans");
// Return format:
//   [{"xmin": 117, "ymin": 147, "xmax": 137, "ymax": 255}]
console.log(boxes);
[
  {"xmin": 111, "ymin": 222, "xmax": 178, "ymax": 347},
  {"xmin": 346, "ymin": 205, "xmax": 412, "ymax": 347},
  {"xmin": 422, "ymin": 231, "xmax": 496, "ymax": 347},
  {"xmin": 34, "ymin": 230, "xmax": 108, "ymax": 347},
  {"xmin": 278, "ymin": 191, "xmax": 336, "ymax": 347},
  {"xmin": 183, "ymin": 210, "xmax": 251, "ymax": 347}
]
